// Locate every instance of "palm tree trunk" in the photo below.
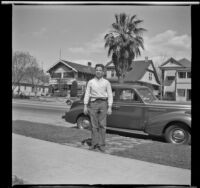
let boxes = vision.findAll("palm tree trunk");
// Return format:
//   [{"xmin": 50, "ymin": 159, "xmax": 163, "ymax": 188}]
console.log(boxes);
[{"xmin": 118, "ymin": 76, "xmax": 124, "ymax": 83}]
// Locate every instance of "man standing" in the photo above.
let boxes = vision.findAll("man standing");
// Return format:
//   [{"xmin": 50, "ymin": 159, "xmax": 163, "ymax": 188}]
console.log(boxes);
[{"xmin": 84, "ymin": 64, "xmax": 113, "ymax": 152}]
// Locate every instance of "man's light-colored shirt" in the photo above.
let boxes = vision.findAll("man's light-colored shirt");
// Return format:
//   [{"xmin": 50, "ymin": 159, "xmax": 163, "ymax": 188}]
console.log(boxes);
[{"xmin": 84, "ymin": 77, "xmax": 113, "ymax": 107}]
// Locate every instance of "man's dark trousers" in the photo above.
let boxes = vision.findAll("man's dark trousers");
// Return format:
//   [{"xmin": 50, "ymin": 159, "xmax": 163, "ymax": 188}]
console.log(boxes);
[{"xmin": 88, "ymin": 100, "xmax": 107, "ymax": 148}]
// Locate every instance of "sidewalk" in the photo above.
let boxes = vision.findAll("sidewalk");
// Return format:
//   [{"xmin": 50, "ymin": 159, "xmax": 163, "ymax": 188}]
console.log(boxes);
[{"xmin": 12, "ymin": 133, "xmax": 191, "ymax": 185}]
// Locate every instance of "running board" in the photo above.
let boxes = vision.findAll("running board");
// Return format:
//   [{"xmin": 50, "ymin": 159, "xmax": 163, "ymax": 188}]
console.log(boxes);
[{"xmin": 106, "ymin": 127, "xmax": 149, "ymax": 136}]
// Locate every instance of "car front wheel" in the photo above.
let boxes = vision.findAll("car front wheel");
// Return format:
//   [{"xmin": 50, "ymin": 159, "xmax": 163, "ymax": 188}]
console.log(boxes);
[
  {"xmin": 164, "ymin": 124, "xmax": 191, "ymax": 145},
  {"xmin": 76, "ymin": 115, "xmax": 91, "ymax": 129}
]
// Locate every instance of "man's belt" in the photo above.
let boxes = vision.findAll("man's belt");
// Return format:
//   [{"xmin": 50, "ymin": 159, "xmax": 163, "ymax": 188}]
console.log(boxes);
[{"xmin": 90, "ymin": 97, "xmax": 108, "ymax": 102}]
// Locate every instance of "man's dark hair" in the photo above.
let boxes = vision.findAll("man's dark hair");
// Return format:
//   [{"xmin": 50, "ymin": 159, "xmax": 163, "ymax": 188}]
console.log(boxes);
[{"xmin": 95, "ymin": 64, "xmax": 105, "ymax": 70}]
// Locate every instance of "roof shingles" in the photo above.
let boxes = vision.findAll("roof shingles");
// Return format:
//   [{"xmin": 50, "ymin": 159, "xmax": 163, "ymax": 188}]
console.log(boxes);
[
  {"xmin": 47, "ymin": 59, "xmax": 95, "ymax": 75},
  {"xmin": 178, "ymin": 58, "xmax": 191, "ymax": 68},
  {"xmin": 106, "ymin": 60, "xmax": 160, "ymax": 84},
  {"xmin": 62, "ymin": 60, "xmax": 95, "ymax": 74},
  {"xmin": 124, "ymin": 60, "xmax": 151, "ymax": 82}
]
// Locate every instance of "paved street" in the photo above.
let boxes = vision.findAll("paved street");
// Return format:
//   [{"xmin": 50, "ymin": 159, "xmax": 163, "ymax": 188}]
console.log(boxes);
[
  {"xmin": 12, "ymin": 133, "xmax": 191, "ymax": 185},
  {"xmin": 12, "ymin": 99, "xmax": 72, "ymax": 127}
]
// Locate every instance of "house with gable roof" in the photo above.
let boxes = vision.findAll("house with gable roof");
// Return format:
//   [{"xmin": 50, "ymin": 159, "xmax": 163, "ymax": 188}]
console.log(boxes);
[
  {"xmin": 159, "ymin": 57, "xmax": 191, "ymax": 101},
  {"xmin": 46, "ymin": 59, "xmax": 95, "ymax": 96},
  {"xmin": 105, "ymin": 57, "xmax": 161, "ymax": 97}
]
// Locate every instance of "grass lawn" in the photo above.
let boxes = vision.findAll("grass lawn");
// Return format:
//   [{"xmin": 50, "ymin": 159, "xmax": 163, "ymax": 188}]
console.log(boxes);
[
  {"xmin": 111, "ymin": 142, "xmax": 191, "ymax": 169},
  {"xmin": 12, "ymin": 120, "xmax": 191, "ymax": 169}
]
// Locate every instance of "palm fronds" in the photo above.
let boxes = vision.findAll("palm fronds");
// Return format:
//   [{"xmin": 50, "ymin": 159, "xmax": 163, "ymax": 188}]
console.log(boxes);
[{"xmin": 104, "ymin": 13, "xmax": 146, "ymax": 82}]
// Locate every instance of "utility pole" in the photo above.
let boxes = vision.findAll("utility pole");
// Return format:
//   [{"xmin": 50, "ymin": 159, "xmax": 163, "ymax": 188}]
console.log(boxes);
[
  {"xmin": 59, "ymin": 48, "xmax": 61, "ymax": 59},
  {"xmin": 41, "ymin": 62, "xmax": 43, "ymax": 72}
]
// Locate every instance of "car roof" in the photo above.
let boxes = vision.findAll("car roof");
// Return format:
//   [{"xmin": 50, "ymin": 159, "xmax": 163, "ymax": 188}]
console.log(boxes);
[{"xmin": 111, "ymin": 83, "xmax": 148, "ymax": 89}]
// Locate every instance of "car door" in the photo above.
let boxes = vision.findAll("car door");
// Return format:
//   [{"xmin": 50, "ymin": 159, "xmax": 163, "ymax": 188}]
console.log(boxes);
[{"xmin": 107, "ymin": 88, "xmax": 145, "ymax": 130}]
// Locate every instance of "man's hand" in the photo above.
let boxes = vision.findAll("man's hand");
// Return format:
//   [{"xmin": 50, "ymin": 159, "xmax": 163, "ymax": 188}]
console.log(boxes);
[
  {"xmin": 84, "ymin": 105, "xmax": 88, "ymax": 115},
  {"xmin": 107, "ymin": 106, "xmax": 112, "ymax": 115}
]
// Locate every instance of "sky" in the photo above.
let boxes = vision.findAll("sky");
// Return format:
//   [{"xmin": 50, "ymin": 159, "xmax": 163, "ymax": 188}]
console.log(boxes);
[{"xmin": 13, "ymin": 4, "xmax": 191, "ymax": 72}]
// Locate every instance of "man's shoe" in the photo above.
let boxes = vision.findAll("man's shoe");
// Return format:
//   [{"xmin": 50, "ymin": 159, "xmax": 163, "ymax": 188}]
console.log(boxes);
[{"xmin": 89, "ymin": 145, "xmax": 98, "ymax": 151}]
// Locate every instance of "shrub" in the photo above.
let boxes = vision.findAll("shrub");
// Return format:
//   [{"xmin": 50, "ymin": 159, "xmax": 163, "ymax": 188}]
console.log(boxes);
[{"xmin": 71, "ymin": 80, "xmax": 78, "ymax": 97}]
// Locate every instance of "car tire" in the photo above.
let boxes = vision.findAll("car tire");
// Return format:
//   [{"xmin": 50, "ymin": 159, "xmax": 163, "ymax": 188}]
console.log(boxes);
[
  {"xmin": 76, "ymin": 115, "xmax": 91, "ymax": 129},
  {"xmin": 164, "ymin": 124, "xmax": 191, "ymax": 145}
]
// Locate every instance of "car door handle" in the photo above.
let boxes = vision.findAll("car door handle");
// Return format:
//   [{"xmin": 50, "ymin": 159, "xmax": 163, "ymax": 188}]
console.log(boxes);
[{"xmin": 112, "ymin": 105, "xmax": 120, "ymax": 110}]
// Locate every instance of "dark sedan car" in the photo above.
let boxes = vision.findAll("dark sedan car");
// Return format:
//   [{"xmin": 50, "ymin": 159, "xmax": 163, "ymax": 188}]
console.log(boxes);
[{"xmin": 62, "ymin": 84, "xmax": 191, "ymax": 145}]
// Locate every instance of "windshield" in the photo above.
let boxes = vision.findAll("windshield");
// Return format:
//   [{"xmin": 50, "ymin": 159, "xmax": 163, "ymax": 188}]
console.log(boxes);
[{"xmin": 137, "ymin": 88, "xmax": 157, "ymax": 103}]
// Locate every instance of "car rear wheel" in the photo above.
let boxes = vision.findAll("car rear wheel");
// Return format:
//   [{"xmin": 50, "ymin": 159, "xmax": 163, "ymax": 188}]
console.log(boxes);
[
  {"xmin": 76, "ymin": 115, "xmax": 91, "ymax": 129},
  {"xmin": 164, "ymin": 124, "xmax": 191, "ymax": 145}
]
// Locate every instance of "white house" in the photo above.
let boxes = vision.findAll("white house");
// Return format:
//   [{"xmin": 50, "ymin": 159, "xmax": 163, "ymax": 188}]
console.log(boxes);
[
  {"xmin": 105, "ymin": 58, "xmax": 161, "ymax": 97},
  {"xmin": 159, "ymin": 57, "xmax": 191, "ymax": 102},
  {"xmin": 12, "ymin": 82, "xmax": 49, "ymax": 97}
]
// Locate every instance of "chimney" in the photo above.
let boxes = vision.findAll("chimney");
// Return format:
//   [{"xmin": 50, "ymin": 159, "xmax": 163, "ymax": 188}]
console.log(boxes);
[
  {"xmin": 88, "ymin": 62, "xmax": 92, "ymax": 67},
  {"xmin": 145, "ymin": 56, "xmax": 148, "ymax": 62}
]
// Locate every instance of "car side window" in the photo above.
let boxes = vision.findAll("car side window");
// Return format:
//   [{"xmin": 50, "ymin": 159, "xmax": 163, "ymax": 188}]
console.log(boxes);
[{"xmin": 119, "ymin": 89, "xmax": 140, "ymax": 102}]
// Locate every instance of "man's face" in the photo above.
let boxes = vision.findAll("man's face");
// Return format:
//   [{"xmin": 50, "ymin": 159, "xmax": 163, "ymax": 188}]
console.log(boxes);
[{"xmin": 95, "ymin": 66, "xmax": 104, "ymax": 79}]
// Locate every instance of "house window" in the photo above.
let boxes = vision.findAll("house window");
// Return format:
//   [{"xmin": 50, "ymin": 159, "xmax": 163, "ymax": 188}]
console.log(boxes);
[
  {"xmin": 111, "ymin": 70, "xmax": 115, "ymax": 77},
  {"xmin": 187, "ymin": 89, "xmax": 191, "ymax": 101},
  {"xmin": 63, "ymin": 72, "xmax": 74, "ymax": 78},
  {"xmin": 78, "ymin": 72, "xmax": 85, "ymax": 80},
  {"xmin": 177, "ymin": 89, "xmax": 185, "ymax": 97},
  {"xmin": 149, "ymin": 73, "xmax": 152, "ymax": 80},
  {"xmin": 119, "ymin": 89, "xmax": 140, "ymax": 102},
  {"xmin": 52, "ymin": 72, "xmax": 61, "ymax": 78},
  {"xmin": 178, "ymin": 72, "xmax": 186, "ymax": 79},
  {"xmin": 167, "ymin": 76, "xmax": 175, "ymax": 80},
  {"xmin": 165, "ymin": 92, "xmax": 175, "ymax": 100},
  {"xmin": 187, "ymin": 72, "xmax": 191, "ymax": 78}
]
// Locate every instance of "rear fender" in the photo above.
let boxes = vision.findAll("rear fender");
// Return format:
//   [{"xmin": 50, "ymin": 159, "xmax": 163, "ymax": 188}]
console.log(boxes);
[{"xmin": 145, "ymin": 111, "xmax": 191, "ymax": 136}]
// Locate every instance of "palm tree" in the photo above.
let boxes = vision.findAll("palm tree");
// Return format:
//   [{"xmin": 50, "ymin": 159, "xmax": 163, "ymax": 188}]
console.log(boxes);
[{"xmin": 104, "ymin": 13, "xmax": 146, "ymax": 83}]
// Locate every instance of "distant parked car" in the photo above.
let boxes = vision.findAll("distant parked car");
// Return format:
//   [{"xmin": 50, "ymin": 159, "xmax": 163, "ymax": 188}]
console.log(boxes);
[
  {"xmin": 62, "ymin": 84, "xmax": 191, "ymax": 145},
  {"xmin": 12, "ymin": 91, "xmax": 30, "ymax": 99}
]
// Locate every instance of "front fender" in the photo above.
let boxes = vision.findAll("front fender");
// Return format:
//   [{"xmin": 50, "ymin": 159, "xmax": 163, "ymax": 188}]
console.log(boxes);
[{"xmin": 145, "ymin": 111, "xmax": 191, "ymax": 136}]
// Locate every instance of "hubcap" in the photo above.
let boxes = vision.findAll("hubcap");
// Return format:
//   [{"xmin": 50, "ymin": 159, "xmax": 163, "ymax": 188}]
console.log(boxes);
[
  {"xmin": 82, "ymin": 119, "xmax": 90, "ymax": 128},
  {"xmin": 172, "ymin": 129, "xmax": 186, "ymax": 143},
  {"xmin": 78, "ymin": 118, "xmax": 90, "ymax": 129}
]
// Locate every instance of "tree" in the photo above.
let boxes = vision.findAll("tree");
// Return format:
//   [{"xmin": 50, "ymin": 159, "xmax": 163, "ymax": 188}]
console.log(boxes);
[
  {"xmin": 12, "ymin": 51, "xmax": 34, "ymax": 94},
  {"xmin": 154, "ymin": 54, "xmax": 169, "ymax": 83},
  {"xmin": 38, "ymin": 71, "xmax": 50, "ymax": 84},
  {"xmin": 154, "ymin": 54, "xmax": 169, "ymax": 100},
  {"xmin": 104, "ymin": 13, "xmax": 146, "ymax": 83},
  {"xmin": 25, "ymin": 60, "xmax": 49, "ymax": 96},
  {"xmin": 12, "ymin": 51, "xmax": 49, "ymax": 96},
  {"xmin": 25, "ymin": 65, "xmax": 41, "ymax": 96}
]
